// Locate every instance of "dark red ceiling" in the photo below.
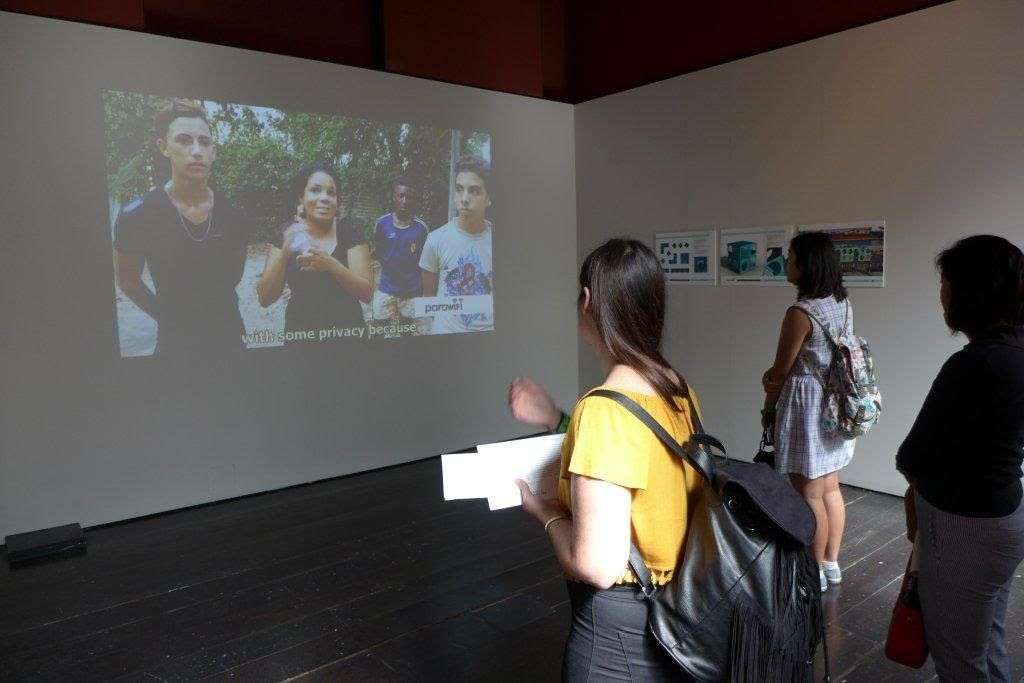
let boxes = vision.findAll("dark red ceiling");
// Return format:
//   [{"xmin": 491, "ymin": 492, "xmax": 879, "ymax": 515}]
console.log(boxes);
[{"xmin": 1, "ymin": 0, "xmax": 952, "ymax": 103}]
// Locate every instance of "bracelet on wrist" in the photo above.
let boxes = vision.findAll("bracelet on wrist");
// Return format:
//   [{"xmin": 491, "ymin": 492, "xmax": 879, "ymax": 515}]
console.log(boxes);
[{"xmin": 543, "ymin": 514, "xmax": 569, "ymax": 533}]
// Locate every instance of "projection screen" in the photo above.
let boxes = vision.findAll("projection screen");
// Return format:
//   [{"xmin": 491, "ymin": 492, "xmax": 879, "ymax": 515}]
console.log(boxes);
[{"xmin": 0, "ymin": 11, "xmax": 578, "ymax": 539}]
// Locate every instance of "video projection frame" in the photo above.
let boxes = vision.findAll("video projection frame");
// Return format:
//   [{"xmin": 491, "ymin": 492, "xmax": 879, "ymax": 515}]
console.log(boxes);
[{"xmin": 104, "ymin": 90, "xmax": 495, "ymax": 359}]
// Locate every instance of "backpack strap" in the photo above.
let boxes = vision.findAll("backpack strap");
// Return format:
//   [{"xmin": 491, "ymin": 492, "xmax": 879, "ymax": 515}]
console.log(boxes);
[
  {"xmin": 798, "ymin": 299, "xmax": 851, "ymax": 350},
  {"xmin": 587, "ymin": 389, "xmax": 726, "ymax": 597},
  {"xmin": 628, "ymin": 543, "xmax": 658, "ymax": 597},
  {"xmin": 587, "ymin": 389, "xmax": 722, "ymax": 484}
]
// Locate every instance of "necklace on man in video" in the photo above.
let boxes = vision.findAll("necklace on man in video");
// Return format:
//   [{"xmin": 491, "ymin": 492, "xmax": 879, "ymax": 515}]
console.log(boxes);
[{"xmin": 177, "ymin": 209, "xmax": 214, "ymax": 243}]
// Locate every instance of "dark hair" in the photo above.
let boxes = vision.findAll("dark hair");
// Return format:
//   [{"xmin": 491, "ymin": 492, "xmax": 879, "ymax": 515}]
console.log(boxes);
[
  {"xmin": 790, "ymin": 231, "xmax": 847, "ymax": 301},
  {"xmin": 286, "ymin": 160, "xmax": 339, "ymax": 224},
  {"xmin": 392, "ymin": 175, "xmax": 416, "ymax": 192},
  {"xmin": 153, "ymin": 98, "xmax": 210, "ymax": 140},
  {"xmin": 936, "ymin": 235, "xmax": 1024, "ymax": 337},
  {"xmin": 453, "ymin": 155, "xmax": 491, "ymax": 192},
  {"xmin": 579, "ymin": 238, "xmax": 686, "ymax": 409},
  {"xmin": 290, "ymin": 160, "xmax": 338, "ymax": 199}
]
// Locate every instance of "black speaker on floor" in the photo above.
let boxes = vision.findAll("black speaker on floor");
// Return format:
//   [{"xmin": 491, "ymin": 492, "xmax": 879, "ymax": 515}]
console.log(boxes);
[{"xmin": 5, "ymin": 523, "xmax": 87, "ymax": 567}]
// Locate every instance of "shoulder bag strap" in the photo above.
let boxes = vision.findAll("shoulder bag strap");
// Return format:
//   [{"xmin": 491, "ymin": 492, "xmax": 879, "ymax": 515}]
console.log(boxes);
[
  {"xmin": 587, "ymin": 389, "xmax": 722, "ymax": 482},
  {"xmin": 586, "ymin": 389, "xmax": 725, "ymax": 597},
  {"xmin": 797, "ymin": 302, "xmax": 840, "ymax": 349}
]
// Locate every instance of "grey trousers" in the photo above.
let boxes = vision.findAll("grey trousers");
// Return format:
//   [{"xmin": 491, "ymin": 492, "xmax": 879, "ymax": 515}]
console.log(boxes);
[
  {"xmin": 562, "ymin": 581, "xmax": 690, "ymax": 681},
  {"xmin": 916, "ymin": 492, "xmax": 1024, "ymax": 682}
]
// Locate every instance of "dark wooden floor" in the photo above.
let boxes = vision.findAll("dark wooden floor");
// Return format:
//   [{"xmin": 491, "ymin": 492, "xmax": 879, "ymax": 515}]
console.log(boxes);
[{"xmin": 1, "ymin": 459, "xmax": 1022, "ymax": 682}]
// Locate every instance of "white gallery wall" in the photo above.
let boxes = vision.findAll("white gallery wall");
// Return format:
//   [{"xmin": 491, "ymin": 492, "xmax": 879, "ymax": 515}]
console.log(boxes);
[
  {"xmin": 0, "ymin": 11, "xmax": 578, "ymax": 539},
  {"xmin": 575, "ymin": 0, "xmax": 1024, "ymax": 495}
]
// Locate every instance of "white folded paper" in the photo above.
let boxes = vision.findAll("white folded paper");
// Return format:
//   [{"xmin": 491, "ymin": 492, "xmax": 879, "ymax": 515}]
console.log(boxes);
[{"xmin": 441, "ymin": 433, "xmax": 565, "ymax": 511}]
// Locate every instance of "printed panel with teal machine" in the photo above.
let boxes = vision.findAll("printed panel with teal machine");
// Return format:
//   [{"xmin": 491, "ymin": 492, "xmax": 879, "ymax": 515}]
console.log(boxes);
[{"xmin": 722, "ymin": 240, "xmax": 758, "ymax": 274}]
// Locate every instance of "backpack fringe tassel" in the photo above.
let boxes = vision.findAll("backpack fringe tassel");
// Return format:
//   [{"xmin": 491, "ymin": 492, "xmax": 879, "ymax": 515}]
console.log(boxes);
[{"xmin": 729, "ymin": 549, "xmax": 823, "ymax": 682}]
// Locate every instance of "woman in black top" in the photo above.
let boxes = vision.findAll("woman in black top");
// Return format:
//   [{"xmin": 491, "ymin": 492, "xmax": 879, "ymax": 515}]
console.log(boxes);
[
  {"xmin": 897, "ymin": 235, "xmax": 1024, "ymax": 682},
  {"xmin": 257, "ymin": 162, "xmax": 372, "ymax": 342}
]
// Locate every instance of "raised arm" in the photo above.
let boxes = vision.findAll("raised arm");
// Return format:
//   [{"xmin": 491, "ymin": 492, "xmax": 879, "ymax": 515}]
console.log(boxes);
[
  {"xmin": 508, "ymin": 376, "xmax": 564, "ymax": 432},
  {"xmin": 257, "ymin": 243, "xmax": 290, "ymax": 307}
]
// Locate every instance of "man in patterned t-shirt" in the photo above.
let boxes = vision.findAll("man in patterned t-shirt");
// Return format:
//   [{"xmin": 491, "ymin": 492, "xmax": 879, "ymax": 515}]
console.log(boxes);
[
  {"xmin": 419, "ymin": 156, "xmax": 494, "ymax": 334},
  {"xmin": 370, "ymin": 177, "xmax": 429, "ymax": 327}
]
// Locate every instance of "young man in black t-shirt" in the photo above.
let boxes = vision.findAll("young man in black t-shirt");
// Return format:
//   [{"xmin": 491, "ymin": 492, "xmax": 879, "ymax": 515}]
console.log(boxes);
[{"xmin": 113, "ymin": 99, "xmax": 248, "ymax": 357}]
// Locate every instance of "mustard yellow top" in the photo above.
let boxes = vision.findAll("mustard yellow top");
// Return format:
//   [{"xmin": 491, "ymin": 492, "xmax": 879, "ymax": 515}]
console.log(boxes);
[{"xmin": 557, "ymin": 385, "xmax": 705, "ymax": 585}]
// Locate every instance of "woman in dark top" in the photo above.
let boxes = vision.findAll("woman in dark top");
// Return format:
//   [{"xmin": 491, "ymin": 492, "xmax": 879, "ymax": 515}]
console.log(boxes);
[
  {"xmin": 897, "ymin": 235, "xmax": 1024, "ymax": 682},
  {"xmin": 257, "ymin": 162, "xmax": 371, "ymax": 342}
]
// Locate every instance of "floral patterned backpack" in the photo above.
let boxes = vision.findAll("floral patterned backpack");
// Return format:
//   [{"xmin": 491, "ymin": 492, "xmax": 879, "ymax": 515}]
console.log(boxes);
[{"xmin": 804, "ymin": 302, "xmax": 882, "ymax": 439}]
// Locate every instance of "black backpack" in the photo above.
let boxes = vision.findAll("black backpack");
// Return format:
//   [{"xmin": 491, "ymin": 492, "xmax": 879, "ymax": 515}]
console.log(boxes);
[{"xmin": 590, "ymin": 390, "xmax": 828, "ymax": 682}]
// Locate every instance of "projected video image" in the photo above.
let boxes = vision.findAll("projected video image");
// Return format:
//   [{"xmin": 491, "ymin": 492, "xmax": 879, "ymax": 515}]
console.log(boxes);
[{"xmin": 104, "ymin": 91, "xmax": 494, "ymax": 358}]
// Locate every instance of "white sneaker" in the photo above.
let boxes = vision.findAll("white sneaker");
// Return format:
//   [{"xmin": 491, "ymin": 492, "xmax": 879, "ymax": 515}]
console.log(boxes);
[
  {"xmin": 821, "ymin": 560, "xmax": 842, "ymax": 585},
  {"xmin": 819, "ymin": 567, "xmax": 828, "ymax": 593}
]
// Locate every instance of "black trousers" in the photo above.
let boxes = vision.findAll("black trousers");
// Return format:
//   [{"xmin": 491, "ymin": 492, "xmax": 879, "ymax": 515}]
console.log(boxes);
[{"xmin": 562, "ymin": 581, "xmax": 692, "ymax": 682}]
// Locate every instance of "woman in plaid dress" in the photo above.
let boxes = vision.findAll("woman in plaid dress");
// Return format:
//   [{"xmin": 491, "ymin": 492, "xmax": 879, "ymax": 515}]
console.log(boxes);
[{"xmin": 763, "ymin": 232, "xmax": 855, "ymax": 592}]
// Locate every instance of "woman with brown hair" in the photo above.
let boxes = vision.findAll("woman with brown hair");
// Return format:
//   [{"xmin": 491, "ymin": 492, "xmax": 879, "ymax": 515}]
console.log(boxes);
[{"xmin": 515, "ymin": 238, "xmax": 701, "ymax": 681}]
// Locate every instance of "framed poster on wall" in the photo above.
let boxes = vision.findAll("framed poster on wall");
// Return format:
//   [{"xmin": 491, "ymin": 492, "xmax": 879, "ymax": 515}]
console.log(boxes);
[
  {"xmin": 718, "ymin": 226, "xmax": 794, "ymax": 285},
  {"xmin": 797, "ymin": 221, "xmax": 886, "ymax": 287},
  {"xmin": 654, "ymin": 229, "xmax": 717, "ymax": 284}
]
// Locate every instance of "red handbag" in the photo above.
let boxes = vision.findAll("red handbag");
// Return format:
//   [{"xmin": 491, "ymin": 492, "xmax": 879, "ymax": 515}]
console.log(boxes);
[{"xmin": 885, "ymin": 551, "xmax": 928, "ymax": 668}]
